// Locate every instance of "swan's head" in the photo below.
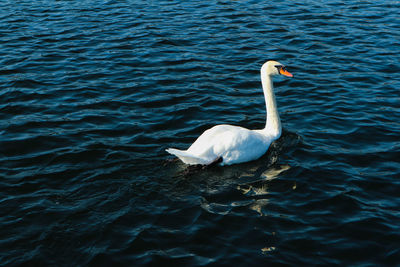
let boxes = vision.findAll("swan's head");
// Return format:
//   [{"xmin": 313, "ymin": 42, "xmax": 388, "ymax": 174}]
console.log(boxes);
[{"xmin": 262, "ymin": 60, "xmax": 293, "ymax": 78}]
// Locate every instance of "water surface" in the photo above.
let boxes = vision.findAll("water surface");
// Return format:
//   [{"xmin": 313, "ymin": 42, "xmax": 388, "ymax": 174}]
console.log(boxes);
[{"xmin": 1, "ymin": 0, "xmax": 399, "ymax": 265}]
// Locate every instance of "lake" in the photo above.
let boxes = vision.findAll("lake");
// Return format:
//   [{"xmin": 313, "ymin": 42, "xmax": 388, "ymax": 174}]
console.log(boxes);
[{"xmin": 1, "ymin": 0, "xmax": 399, "ymax": 265}]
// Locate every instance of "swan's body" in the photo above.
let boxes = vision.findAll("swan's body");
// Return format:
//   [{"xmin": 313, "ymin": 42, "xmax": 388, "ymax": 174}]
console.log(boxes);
[{"xmin": 166, "ymin": 60, "xmax": 293, "ymax": 166}]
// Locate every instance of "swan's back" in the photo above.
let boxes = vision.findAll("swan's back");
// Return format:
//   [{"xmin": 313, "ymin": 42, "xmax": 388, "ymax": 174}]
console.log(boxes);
[{"xmin": 186, "ymin": 125, "xmax": 273, "ymax": 165}]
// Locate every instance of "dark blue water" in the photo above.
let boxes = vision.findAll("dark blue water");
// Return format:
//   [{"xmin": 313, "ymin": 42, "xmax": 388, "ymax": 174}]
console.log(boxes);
[{"xmin": 1, "ymin": 0, "xmax": 400, "ymax": 265}]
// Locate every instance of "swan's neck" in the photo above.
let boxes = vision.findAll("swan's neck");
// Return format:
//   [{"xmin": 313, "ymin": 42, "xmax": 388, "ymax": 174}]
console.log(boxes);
[{"xmin": 261, "ymin": 73, "xmax": 281, "ymax": 139}]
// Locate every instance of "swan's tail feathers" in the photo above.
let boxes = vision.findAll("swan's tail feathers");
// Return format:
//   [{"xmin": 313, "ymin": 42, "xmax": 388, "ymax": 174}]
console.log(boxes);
[{"xmin": 166, "ymin": 148, "xmax": 209, "ymax": 165}]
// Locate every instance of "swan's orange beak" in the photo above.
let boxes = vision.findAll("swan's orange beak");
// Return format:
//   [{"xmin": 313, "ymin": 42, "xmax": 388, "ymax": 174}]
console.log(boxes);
[{"xmin": 280, "ymin": 68, "xmax": 293, "ymax": 77}]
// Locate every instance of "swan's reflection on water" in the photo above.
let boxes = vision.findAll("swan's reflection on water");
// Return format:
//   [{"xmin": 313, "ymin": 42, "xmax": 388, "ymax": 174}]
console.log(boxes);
[
  {"xmin": 198, "ymin": 164, "xmax": 292, "ymax": 216},
  {"xmin": 261, "ymin": 164, "xmax": 291, "ymax": 181},
  {"xmin": 249, "ymin": 199, "xmax": 269, "ymax": 216},
  {"xmin": 236, "ymin": 164, "xmax": 291, "ymax": 216},
  {"xmin": 237, "ymin": 164, "xmax": 291, "ymax": 194}
]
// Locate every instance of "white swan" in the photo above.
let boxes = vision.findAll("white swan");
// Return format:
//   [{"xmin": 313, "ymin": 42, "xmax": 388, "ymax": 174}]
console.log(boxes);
[{"xmin": 166, "ymin": 60, "xmax": 293, "ymax": 166}]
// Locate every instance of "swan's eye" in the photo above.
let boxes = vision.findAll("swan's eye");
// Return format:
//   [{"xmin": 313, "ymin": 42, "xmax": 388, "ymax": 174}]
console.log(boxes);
[{"xmin": 274, "ymin": 65, "xmax": 284, "ymax": 74}]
